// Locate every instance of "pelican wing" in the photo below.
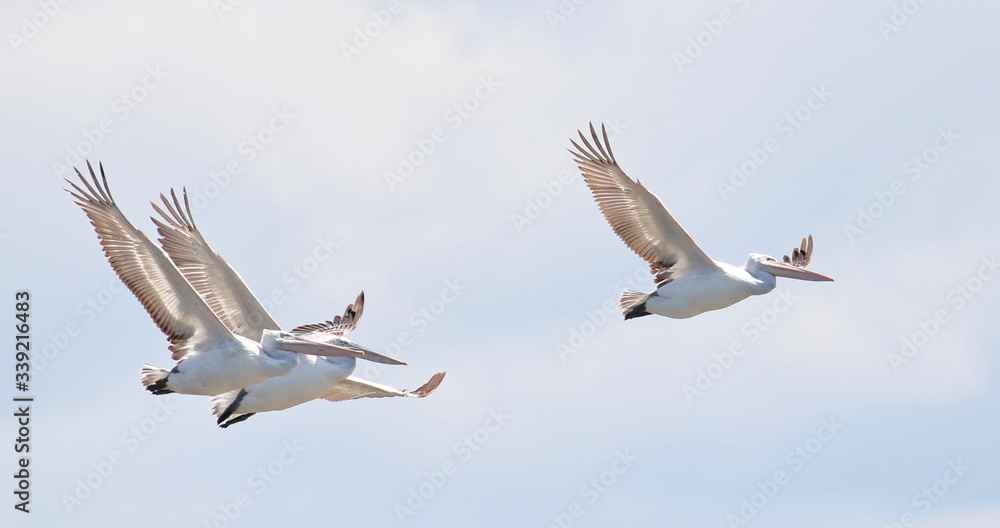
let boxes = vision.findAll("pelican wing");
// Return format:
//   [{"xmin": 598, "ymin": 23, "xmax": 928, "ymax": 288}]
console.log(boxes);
[
  {"xmin": 67, "ymin": 162, "xmax": 236, "ymax": 360},
  {"xmin": 320, "ymin": 372, "xmax": 445, "ymax": 402},
  {"xmin": 150, "ymin": 188, "xmax": 280, "ymax": 342},
  {"xmin": 570, "ymin": 123, "xmax": 718, "ymax": 285},
  {"xmin": 782, "ymin": 235, "xmax": 814, "ymax": 268},
  {"xmin": 290, "ymin": 291, "xmax": 364, "ymax": 338}
]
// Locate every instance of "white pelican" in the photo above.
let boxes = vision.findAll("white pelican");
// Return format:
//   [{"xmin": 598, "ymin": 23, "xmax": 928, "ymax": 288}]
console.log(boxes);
[
  {"xmin": 150, "ymin": 186, "xmax": 446, "ymax": 427},
  {"xmin": 67, "ymin": 162, "xmax": 368, "ymax": 396},
  {"xmin": 208, "ymin": 293, "xmax": 446, "ymax": 428},
  {"xmin": 570, "ymin": 123, "xmax": 834, "ymax": 319}
]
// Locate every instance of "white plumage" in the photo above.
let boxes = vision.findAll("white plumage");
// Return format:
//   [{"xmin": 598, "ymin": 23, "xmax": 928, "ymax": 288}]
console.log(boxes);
[
  {"xmin": 148, "ymin": 184, "xmax": 445, "ymax": 427},
  {"xmin": 570, "ymin": 123, "xmax": 834, "ymax": 319},
  {"xmin": 68, "ymin": 162, "xmax": 368, "ymax": 396}
]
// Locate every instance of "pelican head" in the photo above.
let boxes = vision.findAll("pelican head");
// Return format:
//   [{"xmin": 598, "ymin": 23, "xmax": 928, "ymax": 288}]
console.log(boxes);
[
  {"xmin": 261, "ymin": 329, "xmax": 367, "ymax": 358},
  {"xmin": 748, "ymin": 253, "xmax": 835, "ymax": 282}
]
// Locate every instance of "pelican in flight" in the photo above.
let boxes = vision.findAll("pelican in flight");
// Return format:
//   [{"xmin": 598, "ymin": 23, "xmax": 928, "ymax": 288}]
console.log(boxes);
[
  {"xmin": 67, "ymin": 162, "xmax": 374, "ymax": 396},
  {"xmin": 150, "ymin": 185, "xmax": 446, "ymax": 427},
  {"xmin": 208, "ymin": 293, "xmax": 445, "ymax": 428},
  {"xmin": 570, "ymin": 123, "xmax": 834, "ymax": 319}
]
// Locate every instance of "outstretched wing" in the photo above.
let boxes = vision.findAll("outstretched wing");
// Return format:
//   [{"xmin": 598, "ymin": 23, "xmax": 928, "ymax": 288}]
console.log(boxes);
[
  {"xmin": 782, "ymin": 235, "xmax": 814, "ymax": 268},
  {"xmin": 290, "ymin": 292, "xmax": 365, "ymax": 338},
  {"xmin": 570, "ymin": 122, "xmax": 719, "ymax": 286},
  {"xmin": 320, "ymin": 372, "xmax": 446, "ymax": 402},
  {"xmin": 67, "ymin": 162, "xmax": 236, "ymax": 361},
  {"xmin": 150, "ymin": 188, "xmax": 281, "ymax": 342}
]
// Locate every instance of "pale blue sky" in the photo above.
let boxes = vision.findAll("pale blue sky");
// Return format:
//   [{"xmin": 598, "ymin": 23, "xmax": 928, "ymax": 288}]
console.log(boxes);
[{"xmin": 2, "ymin": 1, "xmax": 998, "ymax": 527}]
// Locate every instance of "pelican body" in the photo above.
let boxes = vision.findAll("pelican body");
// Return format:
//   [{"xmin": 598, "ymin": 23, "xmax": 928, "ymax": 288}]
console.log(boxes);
[
  {"xmin": 139, "ymin": 329, "xmax": 361, "ymax": 396},
  {"xmin": 570, "ymin": 123, "xmax": 834, "ymax": 319},
  {"xmin": 632, "ymin": 254, "xmax": 825, "ymax": 319},
  {"xmin": 206, "ymin": 293, "xmax": 444, "ymax": 427},
  {"xmin": 211, "ymin": 359, "xmax": 445, "ymax": 428},
  {"xmin": 211, "ymin": 354, "xmax": 357, "ymax": 427}
]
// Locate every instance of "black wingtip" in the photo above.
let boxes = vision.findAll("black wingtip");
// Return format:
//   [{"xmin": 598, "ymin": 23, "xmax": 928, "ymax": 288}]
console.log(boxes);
[
  {"xmin": 623, "ymin": 303, "xmax": 651, "ymax": 320},
  {"xmin": 219, "ymin": 412, "xmax": 255, "ymax": 429},
  {"xmin": 146, "ymin": 375, "xmax": 173, "ymax": 395},
  {"xmin": 217, "ymin": 388, "xmax": 248, "ymax": 424},
  {"xmin": 146, "ymin": 382, "xmax": 174, "ymax": 395}
]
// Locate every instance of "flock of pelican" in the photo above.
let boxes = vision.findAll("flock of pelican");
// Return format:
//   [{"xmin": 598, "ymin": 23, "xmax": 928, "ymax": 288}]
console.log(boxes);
[
  {"xmin": 68, "ymin": 123, "xmax": 833, "ymax": 427},
  {"xmin": 68, "ymin": 162, "xmax": 443, "ymax": 427}
]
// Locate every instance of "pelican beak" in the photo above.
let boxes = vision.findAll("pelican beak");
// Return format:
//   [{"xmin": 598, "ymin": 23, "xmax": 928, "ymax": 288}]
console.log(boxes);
[
  {"xmin": 343, "ymin": 342, "xmax": 408, "ymax": 366},
  {"xmin": 761, "ymin": 261, "xmax": 835, "ymax": 282},
  {"xmin": 277, "ymin": 337, "xmax": 367, "ymax": 358}
]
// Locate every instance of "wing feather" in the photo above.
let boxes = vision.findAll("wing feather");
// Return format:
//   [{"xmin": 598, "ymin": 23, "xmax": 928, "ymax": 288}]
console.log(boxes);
[
  {"xmin": 570, "ymin": 123, "xmax": 718, "ymax": 285},
  {"xmin": 290, "ymin": 292, "xmax": 364, "ymax": 338},
  {"xmin": 782, "ymin": 235, "xmax": 814, "ymax": 268},
  {"xmin": 67, "ymin": 162, "xmax": 235, "ymax": 360},
  {"xmin": 150, "ymin": 188, "xmax": 280, "ymax": 341},
  {"xmin": 320, "ymin": 372, "xmax": 445, "ymax": 402}
]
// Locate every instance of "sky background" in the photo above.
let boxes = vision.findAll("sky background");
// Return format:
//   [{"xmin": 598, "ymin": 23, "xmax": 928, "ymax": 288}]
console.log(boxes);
[{"xmin": 2, "ymin": 1, "xmax": 999, "ymax": 527}]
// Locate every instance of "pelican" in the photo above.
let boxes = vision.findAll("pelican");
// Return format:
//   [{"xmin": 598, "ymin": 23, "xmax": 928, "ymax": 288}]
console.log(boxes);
[
  {"xmin": 208, "ymin": 293, "xmax": 446, "ymax": 428},
  {"xmin": 570, "ymin": 123, "xmax": 834, "ymax": 319},
  {"xmin": 67, "ymin": 162, "xmax": 369, "ymax": 396},
  {"xmin": 150, "ymin": 185, "xmax": 446, "ymax": 427}
]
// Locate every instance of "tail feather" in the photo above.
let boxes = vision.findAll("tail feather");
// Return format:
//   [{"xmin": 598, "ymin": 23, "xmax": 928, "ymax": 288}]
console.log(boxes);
[
  {"xmin": 620, "ymin": 290, "xmax": 652, "ymax": 320},
  {"xmin": 210, "ymin": 388, "xmax": 254, "ymax": 428},
  {"xmin": 140, "ymin": 364, "xmax": 174, "ymax": 395}
]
